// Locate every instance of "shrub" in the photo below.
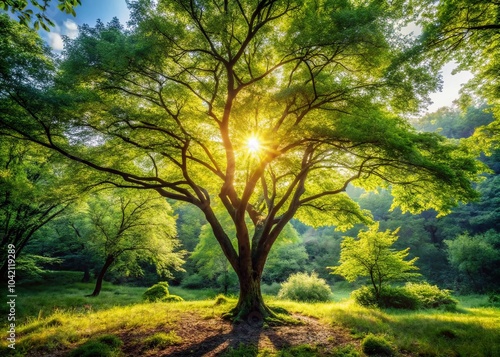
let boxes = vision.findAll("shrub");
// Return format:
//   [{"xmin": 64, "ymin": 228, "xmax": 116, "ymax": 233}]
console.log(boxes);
[
  {"xmin": 405, "ymin": 282, "xmax": 458, "ymax": 310},
  {"xmin": 362, "ymin": 334, "xmax": 394, "ymax": 356},
  {"xmin": 162, "ymin": 294, "xmax": 184, "ymax": 302},
  {"xmin": 378, "ymin": 286, "xmax": 420, "ymax": 310},
  {"xmin": 144, "ymin": 331, "xmax": 182, "ymax": 349},
  {"xmin": 351, "ymin": 286, "xmax": 378, "ymax": 307},
  {"xmin": 277, "ymin": 272, "xmax": 332, "ymax": 302},
  {"xmin": 352, "ymin": 286, "xmax": 419, "ymax": 310},
  {"xmin": 143, "ymin": 282, "xmax": 170, "ymax": 302}
]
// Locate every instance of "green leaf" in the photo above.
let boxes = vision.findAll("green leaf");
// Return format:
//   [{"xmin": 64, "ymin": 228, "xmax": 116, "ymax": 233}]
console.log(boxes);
[{"xmin": 40, "ymin": 21, "xmax": 50, "ymax": 32}]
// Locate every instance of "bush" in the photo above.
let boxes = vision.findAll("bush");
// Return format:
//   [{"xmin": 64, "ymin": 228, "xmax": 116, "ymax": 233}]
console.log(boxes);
[
  {"xmin": 362, "ymin": 334, "xmax": 393, "ymax": 356},
  {"xmin": 378, "ymin": 286, "xmax": 420, "ymax": 310},
  {"xmin": 352, "ymin": 286, "xmax": 419, "ymax": 310},
  {"xmin": 162, "ymin": 294, "xmax": 184, "ymax": 302},
  {"xmin": 278, "ymin": 272, "xmax": 332, "ymax": 302},
  {"xmin": 353, "ymin": 283, "xmax": 457, "ymax": 310},
  {"xmin": 351, "ymin": 286, "xmax": 378, "ymax": 307},
  {"xmin": 405, "ymin": 282, "xmax": 458, "ymax": 310},
  {"xmin": 143, "ymin": 282, "xmax": 170, "ymax": 302}
]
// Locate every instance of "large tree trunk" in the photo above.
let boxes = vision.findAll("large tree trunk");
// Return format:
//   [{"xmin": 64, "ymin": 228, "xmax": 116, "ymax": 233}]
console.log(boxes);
[
  {"xmin": 227, "ymin": 264, "xmax": 276, "ymax": 324},
  {"xmin": 88, "ymin": 255, "xmax": 114, "ymax": 297}
]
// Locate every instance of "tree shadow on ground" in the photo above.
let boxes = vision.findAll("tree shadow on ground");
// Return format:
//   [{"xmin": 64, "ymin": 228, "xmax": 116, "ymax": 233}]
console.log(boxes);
[{"xmin": 160, "ymin": 317, "xmax": 264, "ymax": 356}]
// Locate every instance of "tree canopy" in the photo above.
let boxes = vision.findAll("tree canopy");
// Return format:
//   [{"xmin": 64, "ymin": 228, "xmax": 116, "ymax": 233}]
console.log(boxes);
[
  {"xmin": 82, "ymin": 188, "xmax": 184, "ymax": 296},
  {"xmin": 419, "ymin": 0, "xmax": 500, "ymax": 150},
  {"xmin": 0, "ymin": 136, "xmax": 84, "ymax": 279},
  {"xmin": 0, "ymin": 1, "xmax": 484, "ymax": 320}
]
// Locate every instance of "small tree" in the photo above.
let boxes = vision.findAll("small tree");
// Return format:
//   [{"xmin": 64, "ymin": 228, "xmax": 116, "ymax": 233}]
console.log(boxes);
[
  {"xmin": 85, "ymin": 189, "xmax": 185, "ymax": 297},
  {"xmin": 330, "ymin": 223, "xmax": 420, "ymax": 299}
]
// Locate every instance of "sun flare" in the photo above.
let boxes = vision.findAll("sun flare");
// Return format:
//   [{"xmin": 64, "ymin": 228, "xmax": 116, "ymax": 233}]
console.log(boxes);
[{"xmin": 247, "ymin": 137, "xmax": 261, "ymax": 153}]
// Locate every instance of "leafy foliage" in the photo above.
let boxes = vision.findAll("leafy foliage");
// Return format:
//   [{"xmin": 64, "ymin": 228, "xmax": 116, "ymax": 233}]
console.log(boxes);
[
  {"xmin": 0, "ymin": 2, "xmax": 484, "ymax": 318},
  {"xmin": 0, "ymin": 0, "xmax": 81, "ymax": 30},
  {"xmin": 330, "ymin": 224, "xmax": 421, "ymax": 298},
  {"xmin": 404, "ymin": 282, "xmax": 457, "ymax": 310},
  {"xmin": 16, "ymin": 254, "xmax": 63, "ymax": 283},
  {"xmin": 0, "ymin": 138, "xmax": 80, "ymax": 278},
  {"xmin": 445, "ymin": 231, "xmax": 500, "ymax": 293},
  {"xmin": 277, "ymin": 272, "xmax": 332, "ymax": 302},
  {"xmin": 419, "ymin": 0, "xmax": 500, "ymax": 151},
  {"xmin": 352, "ymin": 285, "xmax": 420, "ymax": 310},
  {"xmin": 163, "ymin": 294, "xmax": 184, "ymax": 302},
  {"xmin": 353, "ymin": 283, "xmax": 457, "ymax": 310},
  {"xmin": 143, "ymin": 282, "xmax": 170, "ymax": 302}
]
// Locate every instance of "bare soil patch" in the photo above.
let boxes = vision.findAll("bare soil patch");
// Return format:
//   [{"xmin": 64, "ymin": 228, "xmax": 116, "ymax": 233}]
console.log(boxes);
[{"xmin": 121, "ymin": 312, "xmax": 359, "ymax": 356}]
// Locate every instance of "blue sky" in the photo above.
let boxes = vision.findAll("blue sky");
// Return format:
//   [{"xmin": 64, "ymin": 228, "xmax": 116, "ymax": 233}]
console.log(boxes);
[
  {"xmin": 41, "ymin": 0, "xmax": 129, "ymax": 52},
  {"xmin": 37, "ymin": 0, "xmax": 470, "ymax": 112}
]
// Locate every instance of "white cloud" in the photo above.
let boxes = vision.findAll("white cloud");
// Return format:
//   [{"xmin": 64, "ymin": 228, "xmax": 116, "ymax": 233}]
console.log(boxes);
[
  {"xmin": 63, "ymin": 19, "xmax": 79, "ymax": 39},
  {"xmin": 428, "ymin": 62, "xmax": 474, "ymax": 112},
  {"xmin": 47, "ymin": 32, "xmax": 64, "ymax": 51}
]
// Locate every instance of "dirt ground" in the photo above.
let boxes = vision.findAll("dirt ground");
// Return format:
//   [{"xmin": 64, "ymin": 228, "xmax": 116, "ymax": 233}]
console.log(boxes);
[{"xmin": 121, "ymin": 312, "xmax": 360, "ymax": 356}]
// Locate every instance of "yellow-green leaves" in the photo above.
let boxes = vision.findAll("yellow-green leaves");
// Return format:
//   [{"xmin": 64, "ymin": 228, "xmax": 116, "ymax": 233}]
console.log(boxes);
[{"xmin": 329, "ymin": 223, "xmax": 420, "ymax": 290}]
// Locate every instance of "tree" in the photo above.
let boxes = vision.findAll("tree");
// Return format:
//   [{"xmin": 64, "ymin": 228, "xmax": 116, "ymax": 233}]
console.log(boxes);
[
  {"xmin": 330, "ymin": 224, "xmax": 421, "ymax": 299},
  {"xmin": 0, "ymin": 0, "xmax": 81, "ymax": 30},
  {"xmin": 262, "ymin": 240, "xmax": 309, "ymax": 284},
  {"xmin": 412, "ymin": 105, "xmax": 494, "ymax": 140},
  {"xmin": 26, "ymin": 207, "xmax": 100, "ymax": 283},
  {"xmin": 191, "ymin": 211, "xmax": 302, "ymax": 292},
  {"xmin": 0, "ymin": 137, "xmax": 82, "ymax": 279},
  {"xmin": 83, "ymin": 189, "xmax": 184, "ymax": 297},
  {"xmin": 445, "ymin": 231, "xmax": 500, "ymax": 293},
  {"xmin": 419, "ymin": 0, "xmax": 500, "ymax": 150},
  {"xmin": 191, "ymin": 224, "xmax": 238, "ymax": 294},
  {"xmin": 0, "ymin": 2, "xmax": 483, "ymax": 320}
]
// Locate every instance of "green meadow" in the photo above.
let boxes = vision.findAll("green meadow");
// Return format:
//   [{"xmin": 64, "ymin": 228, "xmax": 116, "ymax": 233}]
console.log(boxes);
[{"xmin": 1, "ymin": 272, "xmax": 499, "ymax": 357}]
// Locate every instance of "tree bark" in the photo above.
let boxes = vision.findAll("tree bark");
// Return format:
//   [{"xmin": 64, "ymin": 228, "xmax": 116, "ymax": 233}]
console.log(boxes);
[
  {"xmin": 226, "ymin": 263, "xmax": 276, "ymax": 324},
  {"xmin": 88, "ymin": 255, "xmax": 115, "ymax": 297}
]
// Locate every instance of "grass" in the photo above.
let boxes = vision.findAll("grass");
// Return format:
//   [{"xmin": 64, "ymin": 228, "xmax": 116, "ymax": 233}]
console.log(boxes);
[
  {"xmin": 143, "ymin": 331, "xmax": 182, "ymax": 348},
  {"xmin": 221, "ymin": 343, "xmax": 361, "ymax": 357},
  {"xmin": 273, "ymin": 299, "xmax": 500, "ymax": 357},
  {"xmin": 1, "ymin": 271, "xmax": 499, "ymax": 357}
]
